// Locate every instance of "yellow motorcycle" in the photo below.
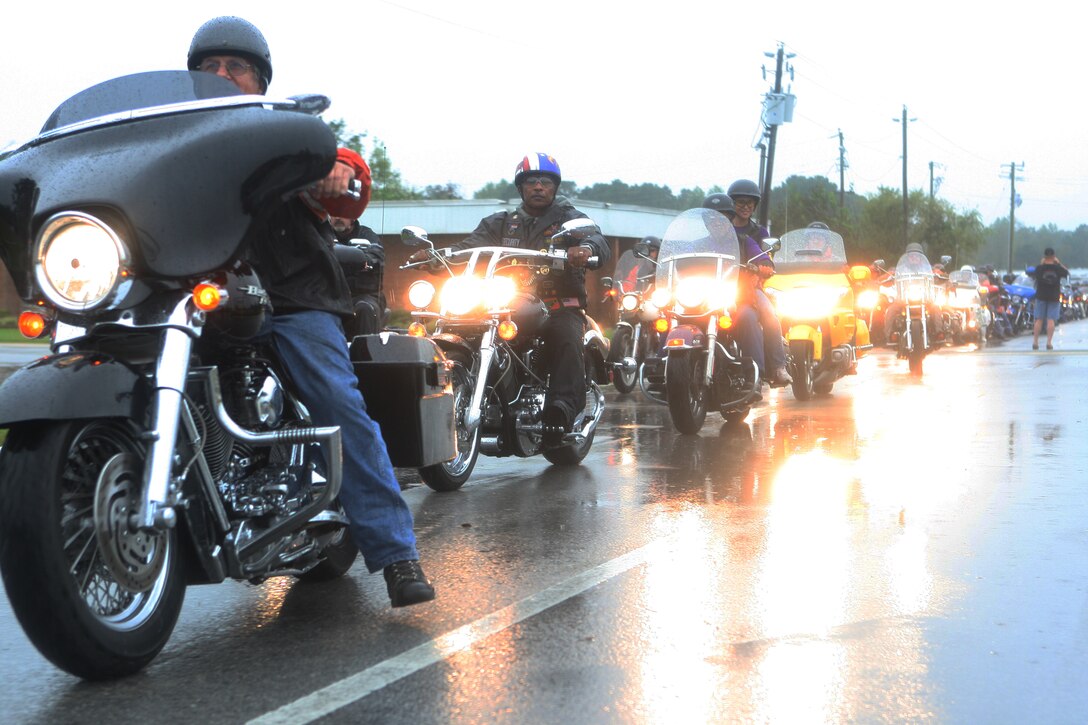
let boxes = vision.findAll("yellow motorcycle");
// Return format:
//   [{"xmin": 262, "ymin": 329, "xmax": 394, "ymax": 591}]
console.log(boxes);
[{"xmin": 763, "ymin": 226, "xmax": 872, "ymax": 399}]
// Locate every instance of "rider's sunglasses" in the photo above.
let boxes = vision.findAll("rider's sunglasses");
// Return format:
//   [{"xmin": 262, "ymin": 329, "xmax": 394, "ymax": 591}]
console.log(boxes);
[
  {"xmin": 732, "ymin": 198, "xmax": 757, "ymax": 208},
  {"xmin": 521, "ymin": 176, "xmax": 556, "ymax": 189},
  {"xmin": 198, "ymin": 59, "xmax": 258, "ymax": 78}
]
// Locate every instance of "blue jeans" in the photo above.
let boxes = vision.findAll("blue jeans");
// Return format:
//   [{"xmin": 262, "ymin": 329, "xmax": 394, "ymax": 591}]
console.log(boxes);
[
  {"xmin": 731, "ymin": 305, "xmax": 765, "ymax": 372},
  {"xmin": 265, "ymin": 310, "xmax": 419, "ymax": 573},
  {"xmin": 1034, "ymin": 298, "xmax": 1061, "ymax": 322},
  {"xmin": 754, "ymin": 288, "xmax": 786, "ymax": 371}
]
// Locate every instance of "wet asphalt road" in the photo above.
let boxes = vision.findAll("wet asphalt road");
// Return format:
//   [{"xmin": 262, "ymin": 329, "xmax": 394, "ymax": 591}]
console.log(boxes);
[{"xmin": 1, "ymin": 324, "xmax": 1087, "ymax": 724}]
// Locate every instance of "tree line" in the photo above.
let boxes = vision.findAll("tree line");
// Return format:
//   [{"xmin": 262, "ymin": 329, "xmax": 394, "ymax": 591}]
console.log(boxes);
[{"xmin": 330, "ymin": 121, "xmax": 1087, "ymax": 273}]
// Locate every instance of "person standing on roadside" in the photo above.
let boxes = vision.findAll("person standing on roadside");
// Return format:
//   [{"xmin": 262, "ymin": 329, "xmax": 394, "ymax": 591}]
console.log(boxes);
[{"xmin": 1029, "ymin": 247, "xmax": 1069, "ymax": 350}]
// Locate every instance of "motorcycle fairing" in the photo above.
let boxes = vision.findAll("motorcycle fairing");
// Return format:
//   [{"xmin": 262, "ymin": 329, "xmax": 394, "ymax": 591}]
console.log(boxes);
[
  {"xmin": 0, "ymin": 71, "xmax": 336, "ymax": 297},
  {"xmin": 0, "ymin": 352, "xmax": 147, "ymax": 425}
]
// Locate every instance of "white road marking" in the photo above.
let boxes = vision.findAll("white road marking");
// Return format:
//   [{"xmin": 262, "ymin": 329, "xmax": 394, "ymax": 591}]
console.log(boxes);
[{"xmin": 248, "ymin": 537, "xmax": 670, "ymax": 725}]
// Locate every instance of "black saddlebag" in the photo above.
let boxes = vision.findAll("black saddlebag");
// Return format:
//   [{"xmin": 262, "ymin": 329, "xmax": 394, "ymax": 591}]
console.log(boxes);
[{"xmin": 350, "ymin": 333, "xmax": 456, "ymax": 468}]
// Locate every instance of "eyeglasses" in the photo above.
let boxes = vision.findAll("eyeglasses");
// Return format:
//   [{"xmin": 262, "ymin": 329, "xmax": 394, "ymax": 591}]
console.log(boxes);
[
  {"xmin": 198, "ymin": 59, "xmax": 257, "ymax": 78},
  {"xmin": 521, "ymin": 176, "xmax": 556, "ymax": 188},
  {"xmin": 732, "ymin": 198, "xmax": 757, "ymax": 208}
]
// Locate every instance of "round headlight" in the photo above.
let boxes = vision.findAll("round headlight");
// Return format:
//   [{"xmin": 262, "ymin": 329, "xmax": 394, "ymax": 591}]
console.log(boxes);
[
  {"xmin": 676, "ymin": 277, "xmax": 712, "ymax": 309},
  {"xmin": 407, "ymin": 280, "xmax": 436, "ymax": 309},
  {"xmin": 620, "ymin": 293, "xmax": 640, "ymax": 312},
  {"xmin": 35, "ymin": 212, "xmax": 128, "ymax": 311},
  {"xmin": 440, "ymin": 276, "xmax": 482, "ymax": 316}
]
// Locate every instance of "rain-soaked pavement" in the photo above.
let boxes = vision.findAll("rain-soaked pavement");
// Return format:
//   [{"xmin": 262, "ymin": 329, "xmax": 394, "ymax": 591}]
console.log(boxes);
[{"xmin": 1, "ymin": 323, "xmax": 1087, "ymax": 723}]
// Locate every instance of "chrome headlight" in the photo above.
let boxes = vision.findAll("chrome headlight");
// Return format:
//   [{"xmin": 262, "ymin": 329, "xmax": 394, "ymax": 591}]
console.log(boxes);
[
  {"xmin": 620, "ymin": 293, "xmax": 641, "ymax": 312},
  {"xmin": 407, "ymin": 280, "xmax": 436, "ymax": 309},
  {"xmin": 675, "ymin": 277, "xmax": 712, "ymax": 309},
  {"xmin": 35, "ymin": 212, "xmax": 129, "ymax": 311},
  {"xmin": 650, "ymin": 287, "xmax": 672, "ymax": 309},
  {"xmin": 440, "ymin": 275, "xmax": 483, "ymax": 316}
]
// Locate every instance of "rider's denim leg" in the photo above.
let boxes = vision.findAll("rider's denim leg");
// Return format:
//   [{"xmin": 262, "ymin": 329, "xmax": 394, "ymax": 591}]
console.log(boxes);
[
  {"xmin": 269, "ymin": 310, "xmax": 419, "ymax": 573},
  {"xmin": 755, "ymin": 289, "xmax": 785, "ymax": 370},
  {"xmin": 732, "ymin": 305, "xmax": 765, "ymax": 372}
]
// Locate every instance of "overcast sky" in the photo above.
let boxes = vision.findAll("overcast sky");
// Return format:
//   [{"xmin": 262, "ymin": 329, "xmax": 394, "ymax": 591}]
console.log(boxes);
[{"xmin": 2, "ymin": 1, "xmax": 1083, "ymax": 230}]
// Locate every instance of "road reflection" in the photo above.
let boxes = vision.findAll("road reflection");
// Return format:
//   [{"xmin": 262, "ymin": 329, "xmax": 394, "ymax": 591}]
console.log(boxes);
[{"xmin": 615, "ymin": 350, "xmax": 990, "ymax": 719}]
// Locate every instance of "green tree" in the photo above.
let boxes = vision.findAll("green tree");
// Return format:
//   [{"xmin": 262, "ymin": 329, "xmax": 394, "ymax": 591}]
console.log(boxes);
[
  {"xmin": 368, "ymin": 141, "xmax": 421, "ymax": 201},
  {"xmin": 474, "ymin": 179, "xmax": 518, "ymax": 200},
  {"xmin": 421, "ymin": 183, "xmax": 463, "ymax": 200}
]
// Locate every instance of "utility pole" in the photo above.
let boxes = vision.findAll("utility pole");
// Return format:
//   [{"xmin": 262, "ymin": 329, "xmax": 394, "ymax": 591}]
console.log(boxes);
[
  {"xmin": 892, "ymin": 105, "xmax": 916, "ymax": 246},
  {"xmin": 838, "ymin": 129, "xmax": 847, "ymax": 208},
  {"xmin": 929, "ymin": 161, "xmax": 935, "ymax": 199},
  {"xmin": 758, "ymin": 43, "xmax": 796, "ymax": 229},
  {"xmin": 1003, "ymin": 161, "xmax": 1025, "ymax": 274}
]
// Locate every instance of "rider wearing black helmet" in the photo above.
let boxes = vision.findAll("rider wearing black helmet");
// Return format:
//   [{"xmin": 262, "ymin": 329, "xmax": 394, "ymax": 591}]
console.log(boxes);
[
  {"xmin": 188, "ymin": 16, "xmax": 273, "ymax": 92},
  {"xmin": 189, "ymin": 16, "xmax": 434, "ymax": 607},
  {"xmin": 717, "ymin": 181, "xmax": 792, "ymax": 386}
]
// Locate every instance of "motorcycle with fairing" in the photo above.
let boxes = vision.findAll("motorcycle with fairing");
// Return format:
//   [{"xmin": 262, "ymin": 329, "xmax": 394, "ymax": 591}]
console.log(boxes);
[
  {"xmin": 762, "ymin": 227, "xmax": 872, "ymax": 399},
  {"xmin": 651, "ymin": 208, "xmax": 762, "ymax": 433},
  {"xmin": 600, "ymin": 248, "xmax": 666, "ymax": 399},
  {"xmin": 946, "ymin": 267, "xmax": 988, "ymax": 345},
  {"xmin": 398, "ymin": 220, "xmax": 610, "ymax": 490},
  {"xmin": 0, "ymin": 71, "xmax": 453, "ymax": 680},
  {"xmin": 887, "ymin": 247, "xmax": 943, "ymax": 375}
]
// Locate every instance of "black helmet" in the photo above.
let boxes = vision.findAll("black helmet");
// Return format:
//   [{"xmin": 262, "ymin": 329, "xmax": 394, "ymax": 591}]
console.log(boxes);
[
  {"xmin": 726, "ymin": 178, "xmax": 761, "ymax": 204},
  {"xmin": 188, "ymin": 16, "xmax": 273, "ymax": 89},
  {"xmin": 640, "ymin": 235, "xmax": 662, "ymax": 250},
  {"xmin": 808, "ymin": 221, "xmax": 830, "ymax": 230},
  {"xmin": 702, "ymin": 193, "xmax": 736, "ymax": 217}
]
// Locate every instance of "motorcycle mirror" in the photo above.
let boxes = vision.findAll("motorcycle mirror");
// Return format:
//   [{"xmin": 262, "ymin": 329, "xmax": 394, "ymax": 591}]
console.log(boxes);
[
  {"xmin": 600, "ymin": 277, "xmax": 614, "ymax": 290},
  {"xmin": 401, "ymin": 226, "xmax": 432, "ymax": 247},
  {"xmin": 874, "ymin": 259, "xmax": 886, "ymax": 269},
  {"xmin": 940, "ymin": 255, "xmax": 952, "ymax": 266},
  {"xmin": 762, "ymin": 237, "xmax": 781, "ymax": 253},
  {"xmin": 633, "ymin": 241, "xmax": 651, "ymax": 258},
  {"xmin": 349, "ymin": 238, "xmax": 372, "ymax": 248},
  {"xmin": 552, "ymin": 218, "xmax": 600, "ymax": 243}
]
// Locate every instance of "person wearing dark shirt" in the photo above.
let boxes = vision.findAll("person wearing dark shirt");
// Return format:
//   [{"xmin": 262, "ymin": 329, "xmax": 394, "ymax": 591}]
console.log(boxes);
[{"xmin": 1028, "ymin": 247, "xmax": 1070, "ymax": 350}]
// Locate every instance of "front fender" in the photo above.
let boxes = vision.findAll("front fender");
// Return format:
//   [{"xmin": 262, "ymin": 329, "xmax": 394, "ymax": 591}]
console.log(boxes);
[
  {"xmin": 0, "ymin": 352, "xmax": 147, "ymax": 426},
  {"xmin": 785, "ymin": 323, "xmax": 822, "ymax": 359},
  {"xmin": 664, "ymin": 324, "xmax": 705, "ymax": 350},
  {"xmin": 429, "ymin": 332, "xmax": 476, "ymax": 362}
]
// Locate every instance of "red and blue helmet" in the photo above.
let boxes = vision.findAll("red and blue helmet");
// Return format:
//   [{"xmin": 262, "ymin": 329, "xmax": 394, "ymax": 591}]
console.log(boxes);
[{"xmin": 514, "ymin": 153, "xmax": 561, "ymax": 188}]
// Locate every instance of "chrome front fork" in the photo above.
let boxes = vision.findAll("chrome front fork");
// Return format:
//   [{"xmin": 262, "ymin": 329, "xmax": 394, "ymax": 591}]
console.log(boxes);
[{"xmin": 463, "ymin": 323, "xmax": 497, "ymax": 433}]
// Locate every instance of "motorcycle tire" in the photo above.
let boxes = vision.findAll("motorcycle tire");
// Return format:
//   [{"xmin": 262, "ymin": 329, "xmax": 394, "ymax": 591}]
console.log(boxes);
[
  {"xmin": 0, "ymin": 420, "xmax": 186, "ymax": 680},
  {"xmin": 908, "ymin": 319, "xmax": 925, "ymax": 376},
  {"xmin": 789, "ymin": 339, "xmax": 815, "ymax": 401},
  {"xmin": 419, "ymin": 350, "xmax": 479, "ymax": 492},
  {"xmin": 610, "ymin": 326, "xmax": 638, "ymax": 395},
  {"xmin": 665, "ymin": 349, "xmax": 708, "ymax": 434}
]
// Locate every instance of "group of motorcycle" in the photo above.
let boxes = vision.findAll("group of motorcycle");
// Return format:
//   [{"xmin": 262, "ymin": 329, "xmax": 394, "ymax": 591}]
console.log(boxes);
[{"xmin": 597, "ymin": 214, "xmax": 877, "ymax": 430}]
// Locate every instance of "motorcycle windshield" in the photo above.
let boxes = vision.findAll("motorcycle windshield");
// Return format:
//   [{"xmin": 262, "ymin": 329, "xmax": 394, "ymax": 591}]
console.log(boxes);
[
  {"xmin": 894, "ymin": 250, "xmax": 933, "ymax": 277},
  {"xmin": 0, "ymin": 71, "xmax": 336, "ymax": 295},
  {"xmin": 776, "ymin": 228, "xmax": 848, "ymax": 268},
  {"xmin": 613, "ymin": 249, "xmax": 654, "ymax": 294},
  {"xmin": 655, "ymin": 208, "xmax": 740, "ymax": 288},
  {"xmin": 949, "ymin": 270, "xmax": 979, "ymax": 287}
]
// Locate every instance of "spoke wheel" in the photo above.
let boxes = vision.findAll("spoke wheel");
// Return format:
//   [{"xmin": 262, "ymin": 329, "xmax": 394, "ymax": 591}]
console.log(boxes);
[
  {"xmin": 0, "ymin": 420, "xmax": 185, "ymax": 680},
  {"xmin": 610, "ymin": 326, "xmax": 638, "ymax": 394}
]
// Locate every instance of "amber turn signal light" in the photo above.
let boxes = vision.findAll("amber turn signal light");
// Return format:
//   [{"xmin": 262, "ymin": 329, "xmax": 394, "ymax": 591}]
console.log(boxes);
[
  {"xmin": 18, "ymin": 311, "xmax": 49, "ymax": 339},
  {"xmin": 192, "ymin": 283, "xmax": 223, "ymax": 311}
]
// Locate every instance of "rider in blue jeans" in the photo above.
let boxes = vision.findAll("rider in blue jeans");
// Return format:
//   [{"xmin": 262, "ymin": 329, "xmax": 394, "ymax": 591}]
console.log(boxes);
[{"xmin": 189, "ymin": 15, "xmax": 434, "ymax": 607}]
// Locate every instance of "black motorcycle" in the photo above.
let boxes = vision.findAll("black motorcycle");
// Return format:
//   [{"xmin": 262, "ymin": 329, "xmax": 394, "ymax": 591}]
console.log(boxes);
[
  {"xmin": 0, "ymin": 71, "xmax": 451, "ymax": 679},
  {"xmin": 397, "ymin": 221, "xmax": 610, "ymax": 491},
  {"xmin": 600, "ymin": 248, "xmax": 666, "ymax": 399}
]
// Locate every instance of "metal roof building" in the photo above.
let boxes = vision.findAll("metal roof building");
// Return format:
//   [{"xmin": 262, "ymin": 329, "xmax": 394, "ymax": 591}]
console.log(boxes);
[{"xmin": 359, "ymin": 197, "xmax": 679, "ymax": 240}]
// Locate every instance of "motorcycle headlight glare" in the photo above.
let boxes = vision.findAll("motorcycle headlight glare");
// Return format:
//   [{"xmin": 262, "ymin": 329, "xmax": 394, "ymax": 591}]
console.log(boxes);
[
  {"xmin": 907, "ymin": 283, "xmax": 926, "ymax": 303},
  {"xmin": 676, "ymin": 277, "xmax": 712, "ymax": 309},
  {"xmin": 856, "ymin": 289, "xmax": 879, "ymax": 310},
  {"xmin": 407, "ymin": 280, "xmax": 436, "ymax": 309},
  {"xmin": 483, "ymin": 276, "xmax": 517, "ymax": 310},
  {"xmin": 650, "ymin": 287, "xmax": 672, "ymax": 309},
  {"xmin": 620, "ymin": 293, "xmax": 640, "ymax": 312},
  {"xmin": 440, "ymin": 275, "xmax": 482, "ymax": 316},
  {"xmin": 776, "ymin": 286, "xmax": 846, "ymax": 318},
  {"xmin": 35, "ymin": 212, "xmax": 129, "ymax": 311}
]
